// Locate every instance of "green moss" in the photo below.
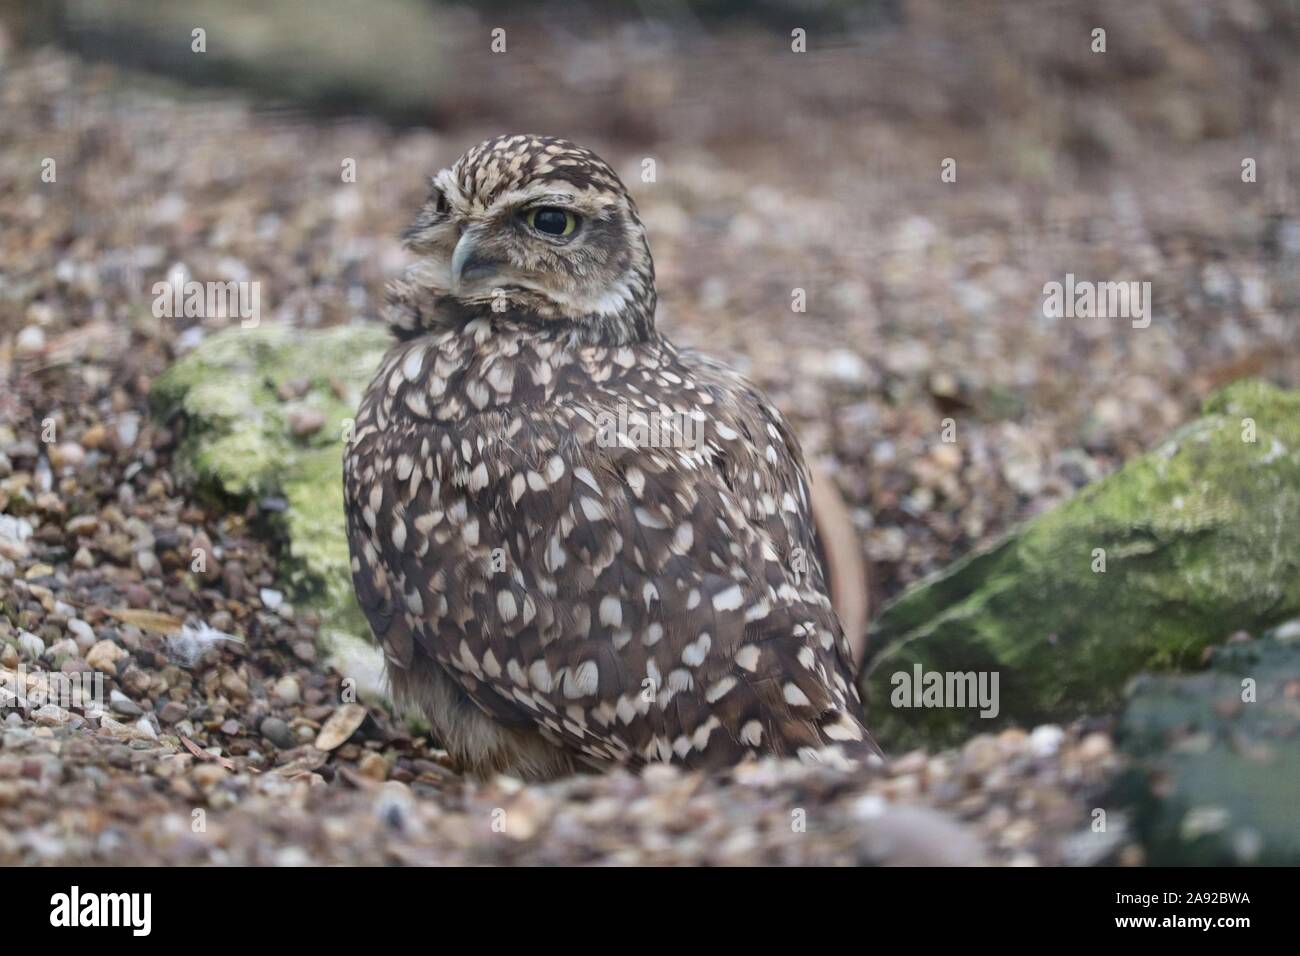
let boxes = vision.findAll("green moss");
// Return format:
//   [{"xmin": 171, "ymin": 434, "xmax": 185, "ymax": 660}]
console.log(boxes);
[
  {"xmin": 862, "ymin": 379, "xmax": 1300, "ymax": 748},
  {"xmin": 151, "ymin": 322, "xmax": 392, "ymax": 693},
  {"xmin": 192, "ymin": 429, "xmax": 283, "ymax": 499},
  {"xmin": 281, "ymin": 446, "xmax": 369, "ymax": 639}
]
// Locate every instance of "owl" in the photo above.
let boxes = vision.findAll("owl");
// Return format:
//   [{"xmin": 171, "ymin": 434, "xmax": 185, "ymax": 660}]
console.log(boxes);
[{"xmin": 344, "ymin": 134, "xmax": 881, "ymax": 779}]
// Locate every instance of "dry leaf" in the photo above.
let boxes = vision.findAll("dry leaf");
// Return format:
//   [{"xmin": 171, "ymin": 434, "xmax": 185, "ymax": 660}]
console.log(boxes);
[
  {"xmin": 809, "ymin": 461, "xmax": 869, "ymax": 665},
  {"xmin": 107, "ymin": 608, "xmax": 184, "ymax": 635},
  {"xmin": 180, "ymin": 735, "xmax": 235, "ymax": 771},
  {"xmin": 274, "ymin": 748, "xmax": 329, "ymax": 777},
  {"xmin": 315, "ymin": 703, "xmax": 367, "ymax": 751},
  {"xmin": 336, "ymin": 765, "xmax": 379, "ymax": 791}
]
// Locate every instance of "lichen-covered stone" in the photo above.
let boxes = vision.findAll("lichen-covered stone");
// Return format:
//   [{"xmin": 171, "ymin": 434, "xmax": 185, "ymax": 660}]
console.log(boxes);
[
  {"xmin": 151, "ymin": 323, "xmax": 391, "ymax": 693},
  {"xmin": 1110, "ymin": 627, "xmax": 1300, "ymax": 865},
  {"xmin": 861, "ymin": 380, "xmax": 1300, "ymax": 748}
]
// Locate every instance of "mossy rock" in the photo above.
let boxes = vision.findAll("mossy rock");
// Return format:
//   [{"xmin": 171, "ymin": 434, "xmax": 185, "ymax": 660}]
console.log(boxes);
[
  {"xmin": 151, "ymin": 322, "xmax": 391, "ymax": 693},
  {"xmin": 861, "ymin": 380, "xmax": 1300, "ymax": 748},
  {"xmin": 1109, "ymin": 627, "xmax": 1300, "ymax": 865}
]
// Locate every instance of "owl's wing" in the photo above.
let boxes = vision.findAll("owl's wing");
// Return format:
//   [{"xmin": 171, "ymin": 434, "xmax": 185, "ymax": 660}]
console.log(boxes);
[
  {"xmin": 347, "ymin": 344, "xmax": 878, "ymax": 768},
  {"xmin": 344, "ymin": 392, "xmax": 426, "ymax": 689}
]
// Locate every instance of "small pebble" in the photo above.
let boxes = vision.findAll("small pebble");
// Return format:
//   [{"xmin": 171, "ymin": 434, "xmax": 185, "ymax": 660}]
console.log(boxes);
[
  {"xmin": 17, "ymin": 630, "xmax": 46, "ymax": 660},
  {"xmin": 271, "ymin": 675, "xmax": 301, "ymax": 704},
  {"xmin": 86, "ymin": 639, "xmax": 128, "ymax": 674},
  {"xmin": 15, "ymin": 325, "xmax": 46, "ymax": 357},
  {"xmin": 259, "ymin": 717, "xmax": 295, "ymax": 750},
  {"xmin": 109, "ymin": 690, "xmax": 143, "ymax": 717}
]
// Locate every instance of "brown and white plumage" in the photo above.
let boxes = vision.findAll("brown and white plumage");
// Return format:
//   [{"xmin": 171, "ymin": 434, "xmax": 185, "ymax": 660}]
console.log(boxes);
[{"xmin": 345, "ymin": 134, "xmax": 881, "ymax": 778}]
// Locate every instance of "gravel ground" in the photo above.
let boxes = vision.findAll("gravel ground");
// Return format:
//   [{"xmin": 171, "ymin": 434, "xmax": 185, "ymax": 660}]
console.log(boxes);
[{"xmin": 0, "ymin": 37, "xmax": 1294, "ymax": 865}]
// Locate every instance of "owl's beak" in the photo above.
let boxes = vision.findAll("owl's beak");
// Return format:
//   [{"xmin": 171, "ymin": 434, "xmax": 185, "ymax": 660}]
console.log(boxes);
[{"xmin": 450, "ymin": 231, "xmax": 499, "ymax": 294}]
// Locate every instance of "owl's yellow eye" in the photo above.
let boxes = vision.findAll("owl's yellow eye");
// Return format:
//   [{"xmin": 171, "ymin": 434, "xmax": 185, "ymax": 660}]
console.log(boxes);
[{"xmin": 525, "ymin": 207, "xmax": 578, "ymax": 237}]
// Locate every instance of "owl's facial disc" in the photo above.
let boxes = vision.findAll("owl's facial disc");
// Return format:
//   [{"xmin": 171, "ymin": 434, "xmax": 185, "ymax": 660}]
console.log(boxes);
[
  {"xmin": 430, "ymin": 180, "xmax": 638, "ymax": 318},
  {"xmin": 396, "ymin": 135, "xmax": 658, "ymax": 344}
]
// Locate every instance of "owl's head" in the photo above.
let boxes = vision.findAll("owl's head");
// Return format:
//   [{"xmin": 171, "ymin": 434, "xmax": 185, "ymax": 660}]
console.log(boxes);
[{"xmin": 397, "ymin": 134, "xmax": 657, "ymax": 344}]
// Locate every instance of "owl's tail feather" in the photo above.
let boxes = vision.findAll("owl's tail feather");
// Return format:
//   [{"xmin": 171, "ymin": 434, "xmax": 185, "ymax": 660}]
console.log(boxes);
[
  {"xmin": 799, "ymin": 742, "xmax": 885, "ymax": 773},
  {"xmin": 801, "ymin": 713, "xmax": 885, "ymax": 770}
]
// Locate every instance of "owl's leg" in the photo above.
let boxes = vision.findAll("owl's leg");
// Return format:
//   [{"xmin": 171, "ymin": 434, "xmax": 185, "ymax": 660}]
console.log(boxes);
[{"xmin": 387, "ymin": 650, "xmax": 578, "ymax": 781}]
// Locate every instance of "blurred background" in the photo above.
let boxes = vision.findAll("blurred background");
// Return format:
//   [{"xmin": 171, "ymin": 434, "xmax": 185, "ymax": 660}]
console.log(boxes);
[
  {"xmin": 4, "ymin": 0, "xmax": 1295, "ymax": 600},
  {"xmin": 0, "ymin": 0, "xmax": 1296, "ymax": 865}
]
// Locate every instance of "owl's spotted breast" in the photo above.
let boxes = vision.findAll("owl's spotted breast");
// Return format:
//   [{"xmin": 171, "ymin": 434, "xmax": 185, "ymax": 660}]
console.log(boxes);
[{"xmin": 346, "ymin": 315, "xmax": 878, "ymax": 776}]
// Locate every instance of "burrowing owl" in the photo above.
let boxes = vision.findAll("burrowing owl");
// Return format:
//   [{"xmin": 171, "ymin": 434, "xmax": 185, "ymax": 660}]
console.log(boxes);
[{"xmin": 345, "ymin": 134, "xmax": 881, "ymax": 779}]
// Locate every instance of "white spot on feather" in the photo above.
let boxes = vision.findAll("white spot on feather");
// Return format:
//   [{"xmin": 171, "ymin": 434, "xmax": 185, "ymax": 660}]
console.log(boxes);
[
  {"xmin": 712, "ymin": 584, "xmax": 744, "ymax": 611},
  {"xmin": 735, "ymin": 644, "xmax": 760, "ymax": 671},
  {"xmin": 705, "ymin": 676, "xmax": 736, "ymax": 702},
  {"xmin": 682, "ymin": 633, "xmax": 711, "ymax": 667},
  {"xmin": 783, "ymin": 683, "xmax": 812, "ymax": 707},
  {"xmin": 497, "ymin": 590, "xmax": 518, "ymax": 622},
  {"xmin": 599, "ymin": 596, "xmax": 623, "ymax": 627},
  {"xmin": 564, "ymin": 661, "xmax": 599, "ymax": 698}
]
